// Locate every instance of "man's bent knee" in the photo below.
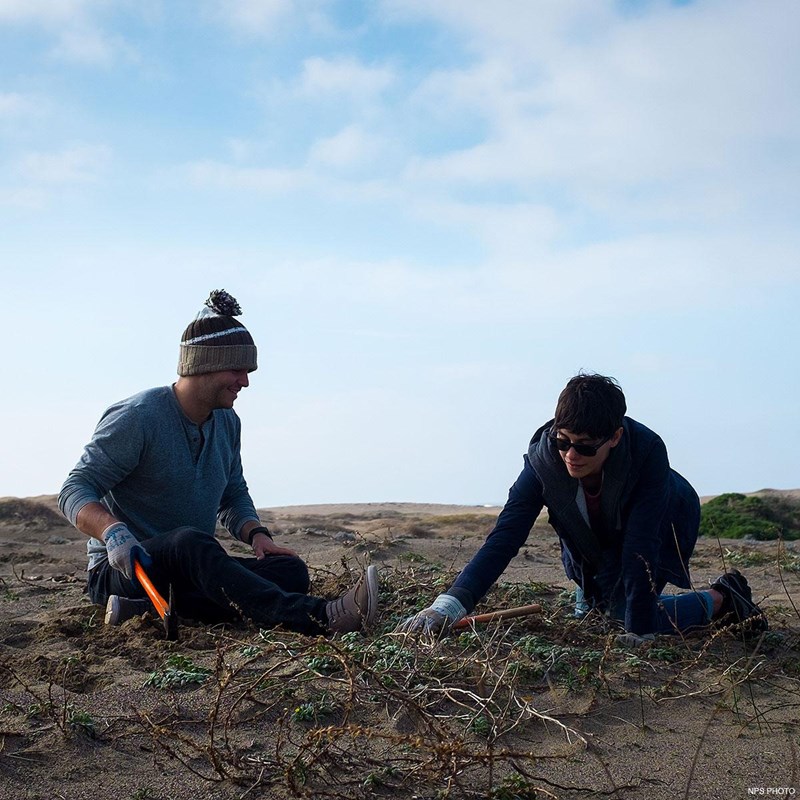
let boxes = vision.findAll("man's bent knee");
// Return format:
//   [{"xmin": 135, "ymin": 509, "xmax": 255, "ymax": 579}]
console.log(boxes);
[{"xmin": 250, "ymin": 555, "xmax": 311, "ymax": 595}]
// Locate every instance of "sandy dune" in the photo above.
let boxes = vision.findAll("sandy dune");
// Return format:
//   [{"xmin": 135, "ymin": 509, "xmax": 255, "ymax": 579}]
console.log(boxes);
[{"xmin": 1, "ymin": 495, "xmax": 798, "ymax": 799}]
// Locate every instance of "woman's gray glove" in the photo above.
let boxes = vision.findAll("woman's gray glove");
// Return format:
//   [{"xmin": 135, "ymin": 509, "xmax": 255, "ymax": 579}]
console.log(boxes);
[
  {"xmin": 102, "ymin": 522, "xmax": 152, "ymax": 581},
  {"xmin": 395, "ymin": 593, "xmax": 467, "ymax": 638}
]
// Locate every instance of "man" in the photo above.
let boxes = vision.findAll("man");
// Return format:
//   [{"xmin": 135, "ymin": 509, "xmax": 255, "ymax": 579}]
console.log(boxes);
[
  {"xmin": 398, "ymin": 373, "xmax": 766, "ymax": 644},
  {"xmin": 59, "ymin": 290, "xmax": 377, "ymax": 635}
]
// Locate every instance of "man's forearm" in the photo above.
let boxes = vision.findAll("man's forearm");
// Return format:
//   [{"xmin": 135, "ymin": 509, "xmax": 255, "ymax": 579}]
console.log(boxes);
[
  {"xmin": 75, "ymin": 502, "xmax": 120, "ymax": 541},
  {"xmin": 239, "ymin": 520, "xmax": 270, "ymax": 544}
]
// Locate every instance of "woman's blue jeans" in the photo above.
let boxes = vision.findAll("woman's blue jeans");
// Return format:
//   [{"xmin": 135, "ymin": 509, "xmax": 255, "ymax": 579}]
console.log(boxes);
[{"xmin": 575, "ymin": 585, "xmax": 713, "ymax": 633}]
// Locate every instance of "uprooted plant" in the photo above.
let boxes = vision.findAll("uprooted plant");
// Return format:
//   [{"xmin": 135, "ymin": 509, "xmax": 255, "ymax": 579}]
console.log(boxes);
[
  {"xmin": 109, "ymin": 559, "xmax": 800, "ymax": 799},
  {"xmin": 2, "ymin": 553, "xmax": 798, "ymax": 799}
]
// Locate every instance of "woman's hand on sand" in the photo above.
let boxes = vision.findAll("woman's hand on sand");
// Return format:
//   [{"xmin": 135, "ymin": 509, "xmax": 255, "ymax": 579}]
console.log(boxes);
[
  {"xmin": 395, "ymin": 593, "xmax": 468, "ymax": 639},
  {"xmin": 395, "ymin": 607, "xmax": 450, "ymax": 638}
]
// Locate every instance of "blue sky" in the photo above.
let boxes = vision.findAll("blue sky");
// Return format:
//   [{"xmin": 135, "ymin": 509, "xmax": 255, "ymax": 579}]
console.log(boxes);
[{"xmin": 2, "ymin": 0, "xmax": 798, "ymax": 506}]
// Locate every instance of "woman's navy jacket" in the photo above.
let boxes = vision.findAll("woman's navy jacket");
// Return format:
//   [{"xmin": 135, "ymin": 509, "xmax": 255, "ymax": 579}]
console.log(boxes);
[{"xmin": 449, "ymin": 416, "xmax": 700, "ymax": 634}]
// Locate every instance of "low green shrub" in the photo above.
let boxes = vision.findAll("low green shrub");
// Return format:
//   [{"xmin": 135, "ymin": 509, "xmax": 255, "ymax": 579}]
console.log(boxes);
[
  {"xmin": 699, "ymin": 493, "xmax": 800, "ymax": 540},
  {"xmin": 144, "ymin": 654, "xmax": 212, "ymax": 689}
]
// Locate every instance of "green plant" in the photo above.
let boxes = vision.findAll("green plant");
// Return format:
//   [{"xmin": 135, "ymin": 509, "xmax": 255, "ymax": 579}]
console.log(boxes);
[
  {"xmin": 291, "ymin": 703, "xmax": 315, "ymax": 721},
  {"xmin": 369, "ymin": 639, "xmax": 416, "ymax": 672},
  {"xmin": 469, "ymin": 714, "xmax": 492, "ymax": 736},
  {"xmin": 305, "ymin": 654, "xmax": 339, "ymax": 673},
  {"xmin": 397, "ymin": 551, "xmax": 429, "ymax": 564},
  {"xmin": 456, "ymin": 630, "xmax": 481, "ymax": 648},
  {"xmin": 623, "ymin": 654, "xmax": 646, "ymax": 669},
  {"xmin": 507, "ymin": 659, "xmax": 544, "ymax": 680},
  {"xmin": 27, "ymin": 701, "xmax": 54, "ymax": 719},
  {"xmin": 292, "ymin": 692, "xmax": 335, "ymax": 723},
  {"xmin": 723, "ymin": 546, "xmax": 773, "ymax": 567},
  {"xmin": 556, "ymin": 588, "xmax": 575, "ymax": 607},
  {"xmin": 66, "ymin": 705, "xmax": 97, "ymax": 738},
  {"xmin": 648, "ymin": 645, "xmax": 682, "ymax": 663},
  {"xmin": 576, "ymin": 648, "xmax": 604, "ymax": 681},
  {"xmin": 780, "ymin": 552, "xmax": 800, "ymax": 572},
  {"xmin": 510, "ymin": 635, "xmax": 599, "ymax": 690},
  {"xmin": 496, "ymin": 580, "xmax": 545, "ymax": 605},
  {"xmin": 362, "ymin": 766, "xmax": 401, "ymax": 789},
  {"xmin": 82, "ymin": 610, "xmax": 98, "ymax": 631},
  {"xmin": 18, "ymin": 556, "xmax": 790, "ymax": 800},
  {"xmin": 490, "ymin": 773, "xmax": 541, "ymax": 799},
  {"xmin": 144, "ymin": 654, "xmax": 212, "ymax": 689},
  {"xmin": 700, "ymin": 493, "xmax": 800, "ymax": 540}
]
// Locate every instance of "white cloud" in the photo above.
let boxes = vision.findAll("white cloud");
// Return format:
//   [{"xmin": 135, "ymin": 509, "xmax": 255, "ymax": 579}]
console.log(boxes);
[
  {"xmin": 164, "ymin": 1, "xmax": 799, "ymax": 323},
  {"xmin": 382, "ymin": 0, "xmax": 614, "ymax": 61},
  {"xmin": 205, "ymin": 0, "xmax": 350, "ymax": 40},
  {"xmin": 414, "ymin": 198, "xmax": 560, "ymax": 265},
  {"xmin": 299, "ymin": 56, "xmax": 395, "ymax": 98},
  {"xmin": 410, "ymin": 58, "xmax": 525, "ymax": 130},
  {"xmin": 17, "ymin": 144, "xmax": 111, "ymax": 184},
  {"xmin": 494, "ymin": 231, "xmax": 799, "ymax": 312},
  {"xmin": 0, "ymin": 186, "xmax": 48, "ymax": 208},
  {"xmin": 0, "ymin": 0, "xmax": 96, "ymax": 23},
  {"xmin": 394, "ymin": 0, "xmax": 800, "ymax": 224},
  {"xmin": 184, "ymin": 159, "xmax": 309, "ymax": 192},
  {"xmin": 49, "ymin": 25, "xmax": 125, "ymax": 65},
  {"xmin": 0, "ymin": 92, "xmax": 39, "ymax": 117},
  {"xmin": 0, "ymin": 0, "xmax": 139, "ymax": 65},
  {"xmin": 226, "ymin": 138, "xmax": 254, "ymax": 162},
  {"xmin": 205, "ymin": 0, "xmax": 294, "ymax": 35},
  {"xmin": 307, "ymin": 125, "xmax": 384, "ymax": 169},
  {"xmin": 255, "ymin": 230, "xmax": 797, "ymax": 325}
]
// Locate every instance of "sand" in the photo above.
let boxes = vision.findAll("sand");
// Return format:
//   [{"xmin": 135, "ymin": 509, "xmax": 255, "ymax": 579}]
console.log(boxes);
[{"xmin": 1, "ymin": 495, "xmax": 799, "ymax": 799}]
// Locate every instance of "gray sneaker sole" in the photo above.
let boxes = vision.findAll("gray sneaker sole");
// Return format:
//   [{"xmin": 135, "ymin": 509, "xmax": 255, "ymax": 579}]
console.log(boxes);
[
  {"xmin": 363, "ymin": 565, "xmax": 379, "ymax": 628},
  {"xmin": 104, "ymin": 595, "xmax": 121, "ymax": 625}
]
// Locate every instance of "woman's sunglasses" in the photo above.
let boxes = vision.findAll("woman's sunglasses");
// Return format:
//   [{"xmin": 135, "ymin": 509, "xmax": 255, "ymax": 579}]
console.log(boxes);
[{"xmin": 549, "ymin": 433, "xmax": 610, "ymax": 458}]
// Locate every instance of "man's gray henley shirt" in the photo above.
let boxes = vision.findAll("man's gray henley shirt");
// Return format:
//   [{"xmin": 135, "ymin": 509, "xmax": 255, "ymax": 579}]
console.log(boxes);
[{"xmin": 59, "ymin": 385, "xmax": 259, "ymax": 570}]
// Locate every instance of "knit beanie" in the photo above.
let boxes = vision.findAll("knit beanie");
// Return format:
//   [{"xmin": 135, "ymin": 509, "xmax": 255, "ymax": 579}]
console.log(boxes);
[{"xmin": 178, "ymin": 290, "xmax": 258, "ymax": 376}]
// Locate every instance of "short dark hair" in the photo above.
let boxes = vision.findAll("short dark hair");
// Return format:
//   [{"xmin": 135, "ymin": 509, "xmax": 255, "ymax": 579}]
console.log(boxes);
[{"xmin": 553, "ymin": 373, "xmax": 626, "ymax": 439}]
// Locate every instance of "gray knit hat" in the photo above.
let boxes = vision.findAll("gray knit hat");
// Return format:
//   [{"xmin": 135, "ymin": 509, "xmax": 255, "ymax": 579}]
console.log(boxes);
[{"xmin": 178, "ymin": 290, "xmax": 258, "ymax": 376}]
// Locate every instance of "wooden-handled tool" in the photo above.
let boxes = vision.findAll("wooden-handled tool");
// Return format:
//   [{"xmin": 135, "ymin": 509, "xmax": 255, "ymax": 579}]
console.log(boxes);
[
  {"xmin": 452, "ymin": 603, "xmax": 542, "ymax": 630},
  {"xmin": 134, "ymin": 559, "xmax": 178, "ymax": 640}
]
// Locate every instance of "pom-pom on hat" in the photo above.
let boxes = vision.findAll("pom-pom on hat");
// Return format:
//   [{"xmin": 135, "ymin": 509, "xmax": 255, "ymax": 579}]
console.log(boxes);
[{"xmin": 178, "ymin": 290, "xmax": 258, "ymax": 376}]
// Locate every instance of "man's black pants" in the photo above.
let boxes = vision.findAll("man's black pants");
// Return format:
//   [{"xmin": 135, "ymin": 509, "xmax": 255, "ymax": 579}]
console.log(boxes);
[{"xmin": 87, "ymin": 527, "xmax": 328, "ymax": 634}]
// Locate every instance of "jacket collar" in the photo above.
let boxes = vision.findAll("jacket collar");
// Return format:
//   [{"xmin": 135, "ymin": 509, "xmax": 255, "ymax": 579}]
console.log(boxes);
[{"xmin": 527, "ymin": 419, "xmax": 632, "ymax": 566}]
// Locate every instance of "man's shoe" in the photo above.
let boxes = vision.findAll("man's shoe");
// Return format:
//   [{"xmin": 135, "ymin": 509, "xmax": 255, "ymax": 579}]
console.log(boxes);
[
  {"xmin": 104, "ymin": 595, "xmax": 151, "ymax": 626},
  {"xmin": 325, "ymin": 565, "xmax": 379, "ymax": 634},
  {"xmin": 710, "ymin": 569, "xmax": 768, "ymax": 632}
]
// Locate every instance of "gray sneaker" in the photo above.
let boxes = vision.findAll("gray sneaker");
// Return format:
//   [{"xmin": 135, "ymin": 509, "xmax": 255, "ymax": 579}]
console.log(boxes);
[
  {"xmin": 710, "ymin": 569, "xmax": 768, "ymax": 632},
  {"xmin": 104, "ymin": 595, "xmax": 151, "ymax": 626},
  {"xmin": 325, "ymin": 565, "xmax": 379, "ymax": 634}
]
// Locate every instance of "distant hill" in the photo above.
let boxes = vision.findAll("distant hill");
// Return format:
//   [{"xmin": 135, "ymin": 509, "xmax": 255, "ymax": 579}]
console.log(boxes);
[
  {"xmin": 0, "ymin": 496, "xmax": 67, "ymax": 529},
  {"xmin": 2, "ymin": 489, "xmax": 800, "ymax": 541}
]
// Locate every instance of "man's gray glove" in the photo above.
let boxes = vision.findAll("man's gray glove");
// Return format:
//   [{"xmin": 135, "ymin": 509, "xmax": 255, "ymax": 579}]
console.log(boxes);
[
  {"xmin": 102, "ymin": 522, "xmax": 152, "ymax": 581},
  {"xmin": 615, "ymin": 632, "xmax": 655, "ymax": 648},
  {"xmin": 395, "ymin": 593, "xmax": 467, "ymax": 638}
]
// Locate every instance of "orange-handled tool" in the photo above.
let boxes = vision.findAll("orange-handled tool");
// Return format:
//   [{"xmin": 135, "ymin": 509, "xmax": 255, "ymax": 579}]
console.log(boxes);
[{"xmin": 134, "ymin": 558, "xmax": 178, "ymax": 640}]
